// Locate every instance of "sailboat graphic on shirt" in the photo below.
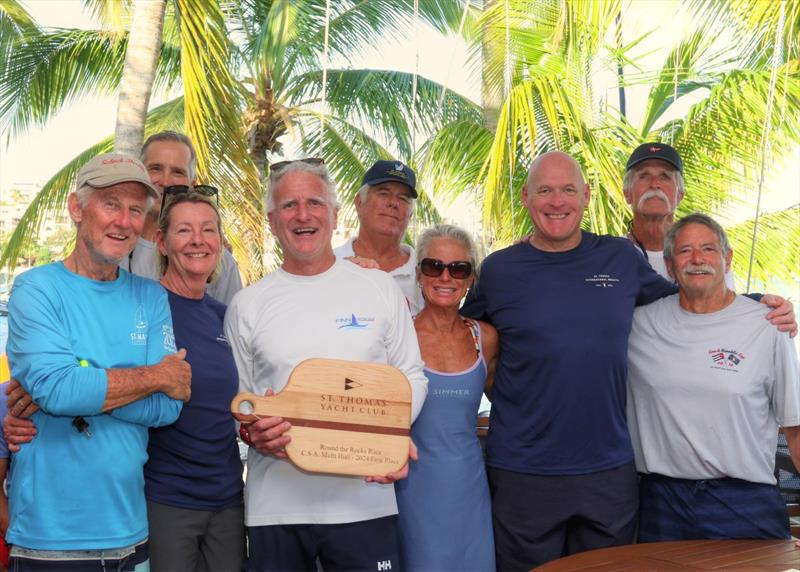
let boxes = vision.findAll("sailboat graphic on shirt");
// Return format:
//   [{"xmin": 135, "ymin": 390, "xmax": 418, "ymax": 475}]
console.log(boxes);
[{"xmin": 338, "ymin": 313, "xmax": 369, "ymax": 329}]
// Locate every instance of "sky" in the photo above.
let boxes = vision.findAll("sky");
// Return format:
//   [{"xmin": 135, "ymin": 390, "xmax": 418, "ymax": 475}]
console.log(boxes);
[{"xmin": 1, "ymin": 1, "xmax": 798, "ymax": 219}]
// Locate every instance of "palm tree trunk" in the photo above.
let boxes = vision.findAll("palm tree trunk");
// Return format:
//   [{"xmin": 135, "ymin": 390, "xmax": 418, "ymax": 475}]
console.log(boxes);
[
  {"xmin": 482, "ymin": 0, "xmax": 501, "ymax": 132},
  {"xmin": 615, "ymin": 11, "xmax": 626, "ymax": 119},
  {"xmin": 114, "ymin": 0, "xmax": 166, "ymax": 155}
]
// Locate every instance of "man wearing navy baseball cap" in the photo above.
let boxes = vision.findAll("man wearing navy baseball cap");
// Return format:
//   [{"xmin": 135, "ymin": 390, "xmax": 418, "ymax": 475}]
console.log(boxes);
[
  {"xmin": 623, "ymin": 142, "xmax": 684, "ymax": 279},
  {"xmin": 623, "ymin": 142, "xmax": 734, "ymax": 287},
  {"xmin": 334, "ymin": 159, "xmax": 424, "ymax": 314}
]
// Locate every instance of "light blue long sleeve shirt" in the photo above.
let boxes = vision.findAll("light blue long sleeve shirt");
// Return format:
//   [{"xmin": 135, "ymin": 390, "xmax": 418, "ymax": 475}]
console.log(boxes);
[{"xmin": 6, "ymin": 262, "xmax": 181, "ymax": 550}]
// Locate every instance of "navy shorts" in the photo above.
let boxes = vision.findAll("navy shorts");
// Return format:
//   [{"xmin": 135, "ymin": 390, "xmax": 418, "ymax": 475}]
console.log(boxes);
[
  {"xmin": 247, "ymin": 515, "xmax": 399, "ymax": 572},
  {"xmin": 9, "ymin": 542, "xmax": 148, "ymax": 572},
  {"xmin": 488, "ymin": 462, "xmax": 638, "ymax": 570},
  {"xmin": 638, "ymin": 473, "xmax": 790, "ymax": 541}
]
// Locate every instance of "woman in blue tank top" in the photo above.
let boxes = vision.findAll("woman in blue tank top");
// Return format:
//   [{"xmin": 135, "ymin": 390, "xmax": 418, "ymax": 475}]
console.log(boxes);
[{"xmin": 395, "ymin": 224, "xmax": 499, "ymax": 571}]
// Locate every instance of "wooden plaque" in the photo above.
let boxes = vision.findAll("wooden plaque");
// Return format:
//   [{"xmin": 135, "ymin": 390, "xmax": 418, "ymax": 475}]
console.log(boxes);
[{"xmin": 231, "ymin": 358, "xmax": 412, "ymax": 477}]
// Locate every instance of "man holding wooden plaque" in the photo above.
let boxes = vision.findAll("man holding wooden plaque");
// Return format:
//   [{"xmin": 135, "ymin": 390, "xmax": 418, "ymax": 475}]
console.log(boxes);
[{"xmin": 224, "ymin": 158, "xmax": 428, "ymax": 572}]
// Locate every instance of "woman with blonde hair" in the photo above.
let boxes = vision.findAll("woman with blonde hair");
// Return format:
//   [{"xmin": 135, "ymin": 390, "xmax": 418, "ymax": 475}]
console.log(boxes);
[
  {"xmin": 396, "ymin": 224, "xmax": 498, "ymax": 571},
  {"xmin": 146, "ymin": 186, "xmax": 244, "ymax": 571}
]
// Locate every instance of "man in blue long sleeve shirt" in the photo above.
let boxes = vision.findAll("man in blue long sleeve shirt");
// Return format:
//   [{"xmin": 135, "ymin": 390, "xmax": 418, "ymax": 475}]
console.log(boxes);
[{"xmin": 6, "ymin": 153, "xmax": 191, "ymax": 571}]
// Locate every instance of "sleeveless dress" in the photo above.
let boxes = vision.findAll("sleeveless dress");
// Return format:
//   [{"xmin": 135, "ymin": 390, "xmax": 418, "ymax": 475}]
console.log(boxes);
[{"xmin": 395, "ymin": 320, "xmax": 495, "ymax": 571}]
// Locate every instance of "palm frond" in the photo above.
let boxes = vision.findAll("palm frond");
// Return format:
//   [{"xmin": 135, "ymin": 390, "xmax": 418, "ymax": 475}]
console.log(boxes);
[
  {"xmin": 80, "ymin": 0, "xmax": 133, "ymax": 31},
  {"xmin": 725, "ymin": 206, "xmax": 800, "ymax": 292},
  {"xmin": 286, "ymin": 68, "xmax": 480, "ymax": 159},
  {"xmin": 667, "ymin": 66, "xmax": 800, "ymax": 215},
  {"xmin": 0, "ymin": 28, "xmax": 126, "ymax": 139}
]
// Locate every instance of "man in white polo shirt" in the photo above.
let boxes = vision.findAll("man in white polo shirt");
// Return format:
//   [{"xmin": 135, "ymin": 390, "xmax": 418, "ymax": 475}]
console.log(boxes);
[{"xmin": 335, "ymin": 160, "xmax": 423, "ymax": 315}]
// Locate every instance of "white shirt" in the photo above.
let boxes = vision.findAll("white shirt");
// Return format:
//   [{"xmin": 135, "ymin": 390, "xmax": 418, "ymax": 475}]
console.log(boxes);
[
  {"xmin": 224, "ymin": 260, "xmax": 427, "ymax": 525},
  {"xmin": 627, "ymin": 295, "xmax": 800, "ymax": 484}
]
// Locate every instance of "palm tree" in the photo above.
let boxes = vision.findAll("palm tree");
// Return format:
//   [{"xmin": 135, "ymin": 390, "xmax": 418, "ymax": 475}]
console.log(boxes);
[
  {"xmin": 114, "ymin": 0, "xmax": 166, "ymax": 155},
  {"xmin": 419, "ymin": 0, "xmax": 800, "ymax": 289},
  {"xmin": 0, "ymin": 0, "xmax": 480, "ymax": 280}
]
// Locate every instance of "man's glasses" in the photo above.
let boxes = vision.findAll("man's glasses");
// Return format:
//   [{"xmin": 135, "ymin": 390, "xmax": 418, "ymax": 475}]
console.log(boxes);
[
  {"xmin": 419, "ymin": 258, "xmax": 473, "ymax": 279},
  {"xmin": 160, "ymin": 184, "xmax": 219, "ymax": 211},
  {"xmin": 270, "ymin": 158, "xmax": 325, "ymax": 175}
]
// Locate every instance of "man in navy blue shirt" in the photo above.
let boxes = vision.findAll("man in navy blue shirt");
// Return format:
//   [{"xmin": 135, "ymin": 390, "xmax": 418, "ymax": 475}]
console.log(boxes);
[{"xmin": 461, "ymin": 151, "xmax": 795, "ymax": 570}]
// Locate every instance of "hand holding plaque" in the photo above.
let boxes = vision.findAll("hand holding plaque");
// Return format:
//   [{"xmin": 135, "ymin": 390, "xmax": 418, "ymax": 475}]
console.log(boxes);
[{"xmin": 232, "ymin": 358, "xmax": 412, "ymax": 477}]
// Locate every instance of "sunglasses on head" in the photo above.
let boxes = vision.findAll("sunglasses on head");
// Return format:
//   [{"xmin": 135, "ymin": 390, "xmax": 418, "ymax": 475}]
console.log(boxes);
[
  {"xmin": 419, "ymin": 258, "xmax": 473, "ymax": 279},
  {"xmin": 160, "ymin": 184, "xmax": 219, "ymax": 211},
  {"xmin": 270, "ymin": 158, "xmax": 325, "ymax": 175}
]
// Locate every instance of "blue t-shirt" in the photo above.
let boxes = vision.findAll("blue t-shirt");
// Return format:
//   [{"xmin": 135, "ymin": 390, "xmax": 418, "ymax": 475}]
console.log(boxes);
[
  {"xmin": 6, "ymin": 262, "xmax": 181, "ymax": 550},
  {"xmin": 145, "ymin": 290, "xmax": 243, "ymax": 510},
  {"xmin": 461, "ymin": 232, "xmax": 677, "ymax": 475}
]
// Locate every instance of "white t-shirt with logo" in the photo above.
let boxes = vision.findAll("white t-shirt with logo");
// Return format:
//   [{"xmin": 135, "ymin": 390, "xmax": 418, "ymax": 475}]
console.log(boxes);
[
  {"xmin": 224, "ymin": 259, "xmax": 427, "ymax": 526},
  {"xmin": 627, "ymin": 294, "xmax": 800, "ymax": 484}
]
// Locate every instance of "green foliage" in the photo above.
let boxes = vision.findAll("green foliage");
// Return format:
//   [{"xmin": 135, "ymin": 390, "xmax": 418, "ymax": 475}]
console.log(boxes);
[
  {"xmin": 418, "ymin": 0, "xmax": 800, "ymax": 286},
  {"xmin": 1, "ymin": 0, "xmax": 797, "ymax": 287},
  {"xmin": 0, "ymin": 0, "xmax": 478, "ymax": 280}
]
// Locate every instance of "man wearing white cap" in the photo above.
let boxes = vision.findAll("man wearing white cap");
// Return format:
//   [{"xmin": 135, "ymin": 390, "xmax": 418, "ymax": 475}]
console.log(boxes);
[{"xmin": 5, "ymin": 153, "xmax": 191, "ymax": 571}]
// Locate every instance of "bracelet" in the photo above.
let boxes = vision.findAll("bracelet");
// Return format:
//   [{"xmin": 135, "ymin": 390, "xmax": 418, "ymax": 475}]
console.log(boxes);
[{"xmin": 239, "ymin": 423, "xmax": 254, "ymax": 446}]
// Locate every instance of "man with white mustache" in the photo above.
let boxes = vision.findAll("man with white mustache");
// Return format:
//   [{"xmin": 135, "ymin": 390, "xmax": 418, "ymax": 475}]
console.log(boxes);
[
  {"xmin": 626, "ymin": 212, "xmax": 800, "ymax": 541},
  {"xmin": 461, "ymin": 152, "xmax": 797, "ymax": 569},
  {"xmin": 623, "ymin": 143, "xmax": 734, "ymax": 287}
]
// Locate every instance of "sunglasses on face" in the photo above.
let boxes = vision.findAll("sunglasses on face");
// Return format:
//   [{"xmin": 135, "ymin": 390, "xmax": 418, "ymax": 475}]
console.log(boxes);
[
  {"xmin": 160, "ymin": 184, "xmax": 219, "ymax": 211},
  {"xmin": 270, "ymin": 158, "xmax": 325, "ymax": 175},
  {"xmin": 419, "ymin": 258, "xmax": 473, "ymax": 279}
]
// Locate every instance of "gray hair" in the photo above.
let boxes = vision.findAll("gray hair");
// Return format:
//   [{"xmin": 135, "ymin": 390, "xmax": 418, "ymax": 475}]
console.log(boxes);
[
  {"xmin": 416, "ymin": 224, "xmax": 479, "ymax": 270},
  {"xmin": 157, "ymin": 192, "xmax": 222, "ymax": 282},
  {"xmin": 266, "ymin": 160, "xmax": 339, "ymax": 212},
  {"xmin": 623, "ymin": 164, "xmax": 685, "ymax": 197},
  {"xmin": 74, "ymin": 183, "xmax": 155, "ymax": 212},
  {"xmin": 356, "ymin": 183, "xmax": 370, "ymax": 202},
  {"xmin": 141, "ymin": 131, "xmax": 198, "ymax": 181},
  {"xmin": 664, "ymin": 212, "xmax": 730, "ymax": 260}
]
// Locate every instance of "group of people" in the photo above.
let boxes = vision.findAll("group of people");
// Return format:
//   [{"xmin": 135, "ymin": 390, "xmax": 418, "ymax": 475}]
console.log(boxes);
[{"xmin": 0, "ymin": 132, "xmax": 797, "ymax": 572}]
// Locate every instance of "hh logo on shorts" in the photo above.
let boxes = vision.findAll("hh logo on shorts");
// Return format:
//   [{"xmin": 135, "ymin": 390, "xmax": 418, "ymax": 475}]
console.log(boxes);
[{"xmin": 377, "ymin": 560, "xmax": 392, "ymax": 571}]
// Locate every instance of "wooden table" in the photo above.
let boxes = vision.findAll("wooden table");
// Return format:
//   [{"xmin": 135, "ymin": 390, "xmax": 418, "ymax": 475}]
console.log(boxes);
[{"xmin": 534, "ymin": 540, "xmax": 800, "ymax": 571}]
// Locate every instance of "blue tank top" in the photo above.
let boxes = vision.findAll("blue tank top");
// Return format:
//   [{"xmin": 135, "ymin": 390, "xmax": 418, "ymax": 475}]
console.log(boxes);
[{"xmin": 396, "ymin": 319, "xmax": 495, "ymax": 571}]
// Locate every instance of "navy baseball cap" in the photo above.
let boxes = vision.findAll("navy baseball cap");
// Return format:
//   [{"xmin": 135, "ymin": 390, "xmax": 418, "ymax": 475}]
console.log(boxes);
[
  {"xmin": 361, "ymin": 160, "xmax": 417, "ymax": 198},
  {"xmin": 626, "ymin": 143, "xmax": 683, "ymax": 174}
]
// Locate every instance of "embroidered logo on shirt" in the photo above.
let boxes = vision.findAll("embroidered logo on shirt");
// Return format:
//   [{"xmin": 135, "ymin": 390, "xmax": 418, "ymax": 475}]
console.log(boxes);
[
  {"xmin": 336, "ymin": 313, "xmax": 375, "ymax": 329},
  {"xmin": 216, "ymin": 333, "xmax": 230, "ymax": 347},
  {"xmin": 130, "ymin": 306, "xmax": 148, "ymax": 346},
  {"xmin": 708, "ymin": 347, "xmax": 745, "ymax": 371},
  {"xmin": 584, "ymin": 274, "xmax": 620, "ymax": 288}
]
